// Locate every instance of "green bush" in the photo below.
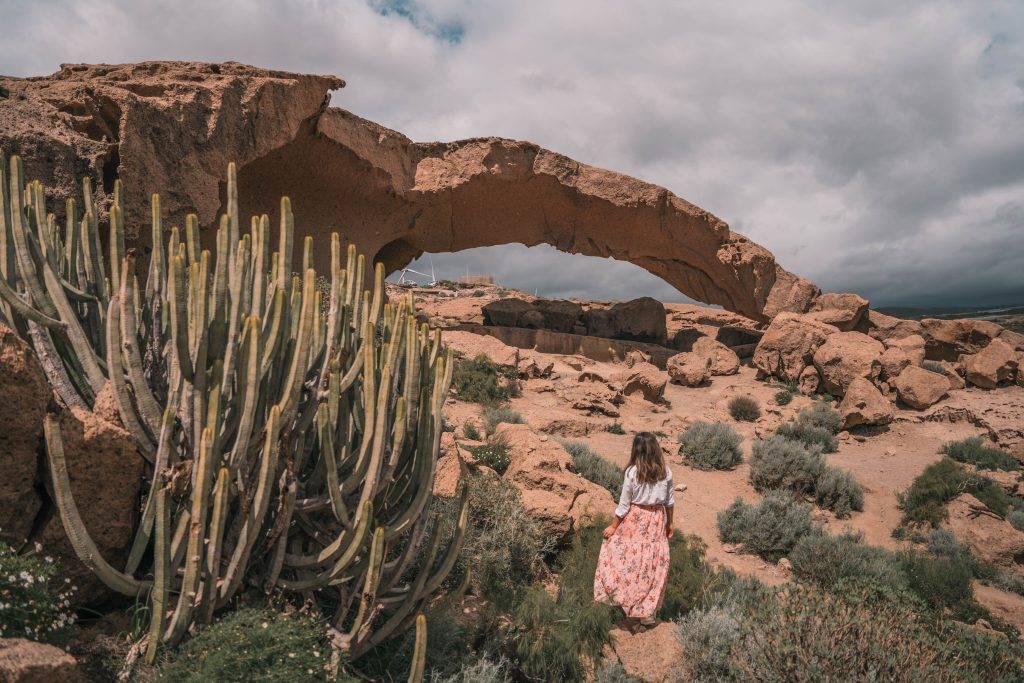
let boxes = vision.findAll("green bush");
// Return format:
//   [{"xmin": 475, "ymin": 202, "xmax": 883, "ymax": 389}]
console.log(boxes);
[
  {"xmin": 941, "ymin": 437, "xmax": 1019, "ymax": 472},
  {"xmin": 0, "ymin": 542, "xmax": 75, "ymax": 643},
  {"xmin": 899, "ymin": 457, "xmax": 1009, "ymax": 527},
  {"xmin": 678, "ymin": 421, "xmax": 743, "ymax": 471},
  {"xmin": 897, "ymin": 548, "xmax": 980, "ymax": 619},
  {"xmin": 660, "ymin": 532, "xmax": 716, "ymax": 620},
  {"xmin": 774, "ymin": 389, "xmax": 794, "ymax": 406},
  {"xmin": 777, "ymin": 402, "xmax": 841, "ymax": 453},
  {"xmin": 728, "ymin": 396, "xmax": 761, "ymax": 422},
  {"xmin": 462, "ymin": 421, "xmax": 482, "ymax": 440},
  {"xmin": 562, "ymin": 441, "xmax": 623, "ymax": 497},
  {"xmin": 1009, "ymin": 509, "xmax": 1024, "ymax": 532},
  {"xmin": 452, "ymin": 354, "xmax": 515, "ymax": 404},
  {"xmin": 790, "ymin": 532, "xmax": 906, "ymax": 591},
  {"xmin": 593, "ymin": 661, "xmax": 642, "ymax": 682},
  {"xmin": 158, "ymin": 608, "xmax": 333, "ymax": 682},
  {"xmin": 677, "ymin": 577, "xmax": 1024, "ymax": 681},
  {"xmin": 749, "ymin": 436, "xmax": 824, "ymax": 495},
  {"xmin": 605, "ymin": 422, "xmax": 626, "ymax": 435},
  {"xmin": 469, "ymin": 435, "xmax": 513, "ymax": 475},
  {"xmin": 717, "ymin": 491, "xmax": 822, "ymax": 562},
  {"xmin": 813, "ymin": 467, "xmax": 864, "ymax": 518},
  {"xmin": 482, "ymin": 405, "xmax": 523, "ymax": 434}
]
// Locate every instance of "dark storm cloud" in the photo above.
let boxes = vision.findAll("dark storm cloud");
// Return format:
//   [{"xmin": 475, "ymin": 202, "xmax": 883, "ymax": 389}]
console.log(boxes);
[{"xmin": 2, "ymin": 0, "xmax": 1022, "ymax": 306}]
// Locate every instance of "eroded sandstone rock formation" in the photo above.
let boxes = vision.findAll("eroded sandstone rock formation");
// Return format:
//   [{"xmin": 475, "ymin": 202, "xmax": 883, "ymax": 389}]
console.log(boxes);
[{"xmin": 0, "ymin": 61, "xmax": 818, "ymax": 321}]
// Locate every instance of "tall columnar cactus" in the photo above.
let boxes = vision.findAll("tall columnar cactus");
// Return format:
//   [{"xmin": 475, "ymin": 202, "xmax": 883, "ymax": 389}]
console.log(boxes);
[{"xmin": 0, "ymin": 155, "xmax": 465, "ymax": 676}]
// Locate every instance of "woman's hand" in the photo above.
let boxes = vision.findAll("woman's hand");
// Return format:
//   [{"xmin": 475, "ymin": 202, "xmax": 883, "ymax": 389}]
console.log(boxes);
[{"xmin": 602, "ymin": 524, "xmax": 617, "ymax": 539}]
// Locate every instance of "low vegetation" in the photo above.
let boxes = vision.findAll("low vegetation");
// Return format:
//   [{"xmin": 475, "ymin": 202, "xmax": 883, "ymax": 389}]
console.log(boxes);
[
  {"xmin": 941, "ymin": 437, "xmax": 1019, "ymax": 472},
  {"xmin": 749, "ymin": 436, "xmax": 863, "ymax": 517},
  {"xmin": 469, "ymin": 435, "xmax": 513, "ymax": 474},
  {"xmin": 0, "ymin": 541, "xmax": 75, "ymax": 643},
  {"xmin": 452, "ymin": 354, "xmax": 518, "ymax": 404},
  {"xmin": 605, "ymin": 422, "xmax": 626, "ymax": 435},
  {"xmin": 717, "ymin": 490, "xmax": 823, "ymax": 562},
  {"xmin": 776, "ymin": 402, "xmax": 841, "ymax": 453},
  {"xmin": 562, "ymin": 441, "xmax": 623, "ymax": 497},
  {"xmin": 774, "ymin": 388, "xmax": 794, "ymax": 406},
  {"xmin": 728, "ymin": 396, "xmax": 761, "ymax": 422},
  {"xmin": 482, "ymin": 405, "xmax": 524, "ymax": 435},
  {"xmin": 898, "ymin": 457, "xmax": 1008, "ymax": 527},
  {"xmin": 462, "ymin": 421, "xmax": 482, "ymax": 440},
  {"xmin": 678, "ymin": 421, "xmax": 743, "ymax": 471}
]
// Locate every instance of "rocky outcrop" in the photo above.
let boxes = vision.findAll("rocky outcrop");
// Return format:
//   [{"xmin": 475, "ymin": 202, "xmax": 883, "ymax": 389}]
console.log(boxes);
[
  {"xmin": 497, "ymin": 424, "xmax": 615, "ymax": 540},
  {"xmin": 943, "ymin": 494, "xmax": 1024, "ymax": 570},
  {"xmin": 858, "ymin": 310, "xmax": 924, "ymax": 342},
  {"xmin": 604, "ymin": 623, "xmax": 684, "ymax": 682},
  {"xmin": 666, "ymin": 352, "xmax": 712, "ymax": 387},
  {"xmin": 0, "ymin": 638, "xmax": 84, "ymax": 682},
  {"xmin": 838, "ymin": 378, "xmax": 894, "ymax": 429},
  {"xmin": 752, "ymin": 313, "xmax": 838, "ymax": 382},
  {"xmin": 0, "ymin": 61, "xmax": 816, "ymax": 322},
  {"xmin": 962, "ymin": 339, "xmax": 1018, "ymax": 389},
  {"xmin": 0, "ymin": 326, "xmax": 49, "ymax": 546},
  {"xmin": 894, "ymin": 366, "xmax": 949, "ymax": 410},
  {"xmin": 691, "ymin": 336, "xmax": 741, "ymax": 376},
  {"xmin": 880, "ymin": 335, "xmax": 926, "ymax": 380},
  {"xmin": 615, "ymin": 362, "xmax": 667, "ymax": 403},
  {"xmin": 807, "ymin": 292, "xmax": 869, "ymax": 331},
  {"xmin": 921, "ymin": 318, "xmax": 1002, "ymax": 361},
  {"xmin": 812, "ymin": 331, "xmax": 884, "ymax": 396}
]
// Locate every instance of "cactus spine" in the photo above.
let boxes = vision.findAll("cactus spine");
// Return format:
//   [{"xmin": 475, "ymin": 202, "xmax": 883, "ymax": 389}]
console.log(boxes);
[{"xmin": 1, "ymin": 156, "xmax": 462, "ymax": 672}]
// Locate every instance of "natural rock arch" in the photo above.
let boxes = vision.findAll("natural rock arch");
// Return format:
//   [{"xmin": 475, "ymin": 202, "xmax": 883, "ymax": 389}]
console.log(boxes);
[{"xmin": 1, "ymin": 61, "xmax": 820, "ymax": 321}]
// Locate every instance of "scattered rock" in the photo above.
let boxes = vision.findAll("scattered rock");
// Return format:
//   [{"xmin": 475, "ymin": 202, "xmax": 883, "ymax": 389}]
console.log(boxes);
[
  {"xmin": 859, "ymin": 310, "xmax": 924, "ymax": 343},
  {"xmin": 807, "ymin": 292, "xmax": 869, "ymax": 331},
  {"xmin": 962, "ymin": 339, "xmax": 1018, "ymax": 389},
  {"xmin": 880, "ymin": 335, "xmax": 926, "ymax": 379},
  {"xmin": 797, "ymin": 365, "xmax": 821, "ymax": 395},
  {"xmin": 559, "ymin": 383, "xmax": 622, "ymax": 417},
  {"xmin": 752, "ymin": 312, "xmax": 838, "ymax": 382},
  {"xmin": 0, "ymin": 325, "xmax": 49, "ymax": 546},
  {"xmin": 928, "ymin": 359, "xmax": 966, "ymax": 390},
  {"xmin": 538, "ymin": 418, "xmax": 602, "ymax": 438},
  {"xmin": 692, "ymin": 336, "xmax": 741, "ymax": 376},
  {"xmin": 616, "ymin": 362, "xmax": 667, "ymax": 402},
  {"xmin": 922, "ymin": 318, "xmax": 1003, "ymax": 361},
  {"xmin": 666, "ymin": 352, "xmax": 712, "ymax": 387},
  {"xmin": 623, "ymin": 349, "xmax": 652, "ymax": 368},
  {"xmin": 812, "ymin": 331, "xmax": 884, "ymax": 396},
  {"xmin": 894, "ymin": 365, "xmax": 949, "ymax": 410},
  {"xmin": 838, "ymin": 377, "xmax": 894, "ymax": 429},
  {"xmin": 943, "ymin": 494, "xmax": 1024, "ymax": 570},
  {"xmin": 0, "ymin": 638, "xmax": 84, "ymax": 682}
]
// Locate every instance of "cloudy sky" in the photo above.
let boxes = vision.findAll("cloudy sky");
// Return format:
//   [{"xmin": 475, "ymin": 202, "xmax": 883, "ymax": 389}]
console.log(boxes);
[{"xmin": 3, "ymin": 0, "xmax": 1023, "ymax": 307}]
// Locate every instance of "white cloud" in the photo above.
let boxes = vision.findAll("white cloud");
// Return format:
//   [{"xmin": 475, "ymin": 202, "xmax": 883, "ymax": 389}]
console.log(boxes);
[{"xmin": 2, "ymin": 0, "xmax": 1022, "ymax": 306}]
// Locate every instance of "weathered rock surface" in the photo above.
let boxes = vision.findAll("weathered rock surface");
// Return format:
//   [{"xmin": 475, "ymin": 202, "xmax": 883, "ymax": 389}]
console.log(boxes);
[
  {"xmin": 0, "ymin": 638, "xmax": 84, "ymax": 682},
  {"xmin": 812, "ymin": 331, "xmax": 884, "ymax": 396},
  {"xmin": 921, "ymin": 318, "xmax": 1003, "ymax": 361},
  {"xmin": 691, "ymin": 336, "xmax": 741, "ymax": 376},
  {"xmin": 0, "ymin": 325, "xmax": 49, "ymax": 546},
  {"xmin": 604, "ymin": 623, "xmax": 684, "ymax": 682},
  {"xmin": 962, "ymin": 338, "xmax": 1018, "ymax": 389},
  {"xmin": 666, "ymin": 352, "xmax": 712, "ymax": 387},
  {"xmin": 894, "ymin": 366, "xmax": 949, "ymax": 410},
  {"xmin": 838, "ymin": 377, "xmax": 894, "ymax": 429},
  {"xmin": 943, "ymin": 494, "xmax": 1024, "ymax": 570},
  {"xmin": 601, "ymin": 297, "xmax": 667, "ymax": 344},
  {"xmin": 38, "ymin": 408, "xmax": 143, "ymax": 605},
  {"xmin": 858, "ymin": 309, "xmax": 924, "ymax": 342},
  {"xmin": 880, "ymin": 335, "xmax": 926, "ymax": 380},
  {"xmin": 752, "ymin": 313, "xmax": 838, "ymax": 382},
  {"xmin": 615, "ymin": 362, "xmax": 667, "ymax": 403},
  {"xmin": 434, "ymin": 433, "xmax": 469, "ymax": 497},
  {"xmin": 798, "ymin": 364, "xmax": 821, "ymax": 395},
  {"xmin": 807, "ymin": 292, "xmax": 869, "ymax": 331},
  {"xmin": 497, "ymin": 424, "xmax": 615, "ymax": 540},
  {"xmin": 0, "ymin": 61, "xmax": 817, "ymax": 321},
  {"xmin": 481, "ymin": 298, "xmax": 536, "ymax": 329}
]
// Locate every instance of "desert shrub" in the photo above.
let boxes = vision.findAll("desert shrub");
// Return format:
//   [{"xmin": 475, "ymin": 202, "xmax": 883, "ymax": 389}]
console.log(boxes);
[
  {"xmin": 1009, "ymin": 509, "xmax": 1024, "ymax": 532},
  {"xmin": 717, "ymin": 491, "xmax": 822, "ymax": 562},
  {"xmin": 899, "ymin": 457, "xmax": 1009, "ymax": 527},
  {"xmin": 0, "ymin": 542, "xmax": 75, "ymax": 643},
  {"xmin": 813, "ymin": 467, "xmax": 864, "ymax": 518},
  {"xmin": 562, "ymin": 441, "xmax": 623, "ymax": 497},
  {"xmin": 942, "ymin": 437, "xmax": 1019, "ymax": 472},
  {"xmin": 774, "ymin": 388, "xmax": 794, "ymax": 406},
  {"xmin": 158, "ymin": 608, "xmax": 332, "ymax": 682},
  {"xmin": 462, "ymin": 421, "xmax": 482, "ymax": 440},
  {"xmin": 777, "ymin": 402, "xmax": 841, "ymax": 453},
  {"xmin": 482, "ymin": 405, "xmax": 523, "ymax": 434},
  {"xmin": 920, "ymin": 360, "xmax": 946, "ymax": 374},
  {"xmin": 438, "ymin": 657, "xmax": 512, "ymax": 683},
  {"xmin": 728, "ymin": 395, "xmax": 761, "ymax": 422},
  {"xmin": 593, "ymin": 661, "xmax": 642, "ymax": 682},
  {"xmin": 469, "ymin": 434, "xmax": 513, "ymax": 475},
  {"xmin": 605, "ymin": 422, "xmax": 626, "ymax": 435},
  {"xmin": 790, "ymin": 532, "xmax": 906, "ymax": 591},
  {"xmin": 678, "ymin": 421, "xmax": 743, "ymax": 471},
  {"xmin": 452, "ymin": 354, "xmax": 514, "ymax": 404},
  {"xmin": 508, "ymin": 524, "xmax": 617, "ymax": 681},
  {"xmin": 897, "ymin": 548, "xmax": 980, "ymax": 619},
  {"xmin": 749, "ymin": 436, "xmax": 824, "ymax": 495},
  {"xmin": 659, "ymin": 532, "xmax": 716, "ymax": 620},
  {"xmin": 678, "ymin": 577, "xmax": 1024, "ymax": 681}
]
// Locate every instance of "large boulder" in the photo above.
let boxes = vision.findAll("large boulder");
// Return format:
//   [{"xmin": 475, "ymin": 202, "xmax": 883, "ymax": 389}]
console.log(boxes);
[
  {"xmin": 811, "ymin": 331, "xmax": 884, "ymax": 396},
  {"xmin": 615, "ymin": 362, "xmax": 667, "ymax": 402},
  {"xmin": 0, "ymin": 638, "xmax": 83, "ymax": 682},
  {"xmin": 692, "ymin": 336, "xmax": 741, "ymax": 376},
  {"xmin": 921, "ymin": 318, "xmax": 1003, "ymax": 361},
  {"xmin": 604, "ymin": 623, "xmax": 684, "ymax": 682},
  {"xmin": 880, "ymin": 334, "xmax": 926, "ymax": 380},
  {"xmin": 38, "ymin": 408, "xmax": 144, "ymax": 605},
  {"xmin": 666, "ymin": 352, "xmax": 712, "ymax": 387},
  {"xmin": 533, "ymin": 299, "xmax": 584, "ymax": 334},
  {"xmin": 752, "ymin": 312, "xmax": 838, "ymax": 382},
  {"xmin": 962, "ymin": 339, "xmax": 1019, "ymax": 389},
  {"xmin": 602, "ymin": 297, "xmax": 668, "ymax": 344},
  {"xmin": 838, "ymin": 377, "xmax": 894, "ymax": 429},
  {"xmin": 0, "ymin": 326, "xmax": 49, "ymax": 546},
  {"xmin": 943, "ymin": 494, "xmax": 1024, "ymax": 570},
  {"xmin": 482, "ymin": 298, "xmax": 536, "ymax": 328},
  {"xmin": 497, "ymin": 424, "xmax": 615, "ymax": 540},
  {"xmin": 807, "ymin": 292, "xmax": 869, "ymax": 331},
  {"xmin": 894, "ymin": 366, "xmax": 949, "ymax": 410},
  {"xmin": 858, "ymin": 310, "xmax": 924, "ymax": 342}
]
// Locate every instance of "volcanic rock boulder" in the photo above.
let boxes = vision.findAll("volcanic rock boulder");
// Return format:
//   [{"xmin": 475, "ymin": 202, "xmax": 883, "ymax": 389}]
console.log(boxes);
[
  {"xmin": 615, "ymin": 362, "xmax": 667, "ymax": 402},
  {"xmin": 482, "ymin": 298, "xmax": 536, "ymax": 328},
  {"xmin": 858, "ymin": 310, "xmax": 924, "ymax": 343},
  {"xmin": 962, "ymin": 339, "xmax": 1019, "ymax": 389},
  {"xmin": 807, "ymin": 292, "xmax": 869, "ymax": 332},
  {"xmin": 0, "ymin": 60, "xmax": 818, "ymax": 322},
  {"xmin": 921, "ymin": 318, "xmax": 1003, "ymax": 361},
  {"xmin": 0, "ymin": 325, "xmax": 49, "ymax": 546},
  {"xmin": 666, "ymin": 352, "xmax": 712, "ymax": 387},
  {"xmin": 880, "ymin": 335, "xmax": 926, "ymax": 380},
  {"xmin": 691, "ymin": 336, "xmax": 741, "ymax": 376},
  {"xmin": 811, "ymin": 331, "xmax": 884, "ymax": 396},
  {"xmin": 838, "ymin": 378, "xmax": 894, "ymax": 429},
  {"xmin": 894, "ymin": 366, "xmax": 949, "ymax": 410},
  {"xmin": 752, "ymin": 313, "xmax": 838, "ymax": 382},
  {"xmin": 943, "ymin": 494, "xmax": 1024, "ymax": 570},
  {"xmin": 601, "ymin": 297, "xmax": 668, "ymax": 344},
  {"xmin": 0, "ymin": 638, "xmax": 83, "ymax": 682}
]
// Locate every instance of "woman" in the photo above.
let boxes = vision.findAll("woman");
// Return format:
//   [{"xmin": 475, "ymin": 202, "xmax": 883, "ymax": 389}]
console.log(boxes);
[{"xmin": 593, "ymin": 432, "xmax": 678, "ymax": 627}]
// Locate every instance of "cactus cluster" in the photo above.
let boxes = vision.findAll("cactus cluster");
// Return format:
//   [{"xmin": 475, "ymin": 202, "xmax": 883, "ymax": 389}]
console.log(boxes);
[{"xmin": 0, "ymin": 155, "xmax": 464, "ymax": 675}]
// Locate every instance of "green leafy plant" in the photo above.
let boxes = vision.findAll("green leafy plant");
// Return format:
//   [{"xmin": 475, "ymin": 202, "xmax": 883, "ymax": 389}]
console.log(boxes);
[
  {"xmin": 562, "ymin": 440, "xmax": 623, "ymax": 497},
  {"xmin": 717, "ymin": 491, "xmax": 823, "ymax": 562},
  {"xmin": 678, "ymin": 421, "xmax": 743, "ymax": 471},
  {"xmin": 941, "ymin": 437, "xmax": 1019, "ymax": 472},
  {"xmin": 813, "ymin": 467, "xmax": 864, "ymax": 518},
  {"xmin": 0, "ymin": 541, "xmax": 75, "ymax": 643},
  {"xmin": 774, "ymin": 389, "xmax": 794, "ymax": 406},
  {"xmin": 452, "ymin": 355, "xmax": 515, "ymax": 404},
  {"xmin": 728, "ymin": 396, "xmax": 761, "ymax": 422},
  {"xmin": 899, "ymin": 458, "xmax": 1008, "ymax": 527},
  {"xmin": 469, "ymin": 435, "xmax": 513, "ymax": 475},
  {"xmin": 789, "ymin": 532, "xmax": 906, "ymax": 592},
  {"xmin": 462, "ymin": 421, "xmax": 482, "ymax": 441}
]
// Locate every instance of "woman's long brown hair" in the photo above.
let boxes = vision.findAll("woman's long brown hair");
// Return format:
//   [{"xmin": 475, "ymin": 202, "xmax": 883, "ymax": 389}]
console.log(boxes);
[{"xmin": 628, "ymin": 432, "xmax": 666, "ymax": 485}]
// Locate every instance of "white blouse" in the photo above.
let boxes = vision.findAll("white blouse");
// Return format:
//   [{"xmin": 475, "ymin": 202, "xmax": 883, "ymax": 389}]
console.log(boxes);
[{"xmin": 615, "ymin": 465, "xmax": 676, "ymax": 518}]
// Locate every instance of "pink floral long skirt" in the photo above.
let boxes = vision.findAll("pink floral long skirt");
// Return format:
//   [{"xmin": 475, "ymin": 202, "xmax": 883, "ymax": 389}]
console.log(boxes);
[{"xmin": 593, "ymin": 505, "xmax": 670, "ymax": 619}]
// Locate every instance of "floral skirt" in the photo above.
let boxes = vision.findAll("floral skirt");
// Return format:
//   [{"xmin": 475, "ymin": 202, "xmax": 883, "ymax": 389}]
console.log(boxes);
[{"xmin": 593, "ymin": 505, "xmax": 670, "ymax": 619}]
